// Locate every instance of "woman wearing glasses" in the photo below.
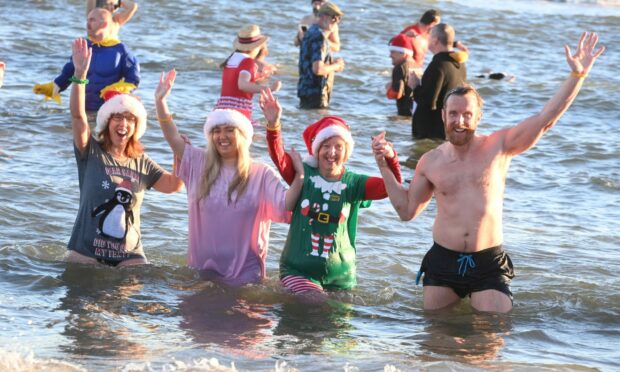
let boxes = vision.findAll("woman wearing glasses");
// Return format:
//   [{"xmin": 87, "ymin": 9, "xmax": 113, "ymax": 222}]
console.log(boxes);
[{"xmin": 65, "ymin": 38, "xmax": 183, "ymax": 267}]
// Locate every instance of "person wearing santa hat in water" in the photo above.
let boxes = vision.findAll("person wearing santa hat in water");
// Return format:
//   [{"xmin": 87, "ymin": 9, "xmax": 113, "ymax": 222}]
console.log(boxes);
[
  {"xmin": 155, "ymin": 69, "xmax": 304, "ymax": 286},
  {"xmin": 65, "ymin": 38, "xmax": 183, "ymax": 267},
  {"xmin": 259, "ymin": 89, "xmax": 402, "ymax": 297},
  {"xmin": 385, "ymin": 33, "xmax": 416, "ymax": 116}
]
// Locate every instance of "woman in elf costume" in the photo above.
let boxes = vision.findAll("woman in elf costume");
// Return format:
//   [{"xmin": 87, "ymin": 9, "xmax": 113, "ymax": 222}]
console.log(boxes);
[{"xmin": 259, "ymin": 89, "xmax": 402, "ymax": 295}]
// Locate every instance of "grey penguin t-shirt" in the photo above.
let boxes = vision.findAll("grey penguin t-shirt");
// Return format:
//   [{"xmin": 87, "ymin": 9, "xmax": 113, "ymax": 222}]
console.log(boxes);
[{"xmin": 67, "ymin": 138, "xmax": 164, "ymax": 264}]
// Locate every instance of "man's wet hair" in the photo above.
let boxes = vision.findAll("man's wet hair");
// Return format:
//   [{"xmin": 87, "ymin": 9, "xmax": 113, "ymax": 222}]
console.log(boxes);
[
  {"xmin": 443, "ymin": 85, "xmax": 484, "ymax": 112},
  {"xmin": 420, "ymin": 9, "xmax": 441, "ymax": 25}
]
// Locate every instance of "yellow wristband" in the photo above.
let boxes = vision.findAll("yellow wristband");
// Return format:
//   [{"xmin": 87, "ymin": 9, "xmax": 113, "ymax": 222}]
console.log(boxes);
[
  {"xmin": 158, "ymin": 114, "xmax": 173, "ymax": 124},
  {"xmin": 570, "ymin": 71, "xmax": 587, "ymax": 79},
  {"xmin": 266, "ymin": 123, "xmax": 281, "ymax": 132}
]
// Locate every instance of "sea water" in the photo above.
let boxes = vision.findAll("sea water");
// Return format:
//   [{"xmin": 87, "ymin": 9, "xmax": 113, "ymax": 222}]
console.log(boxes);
[{"xmin": 1, "ymin": 0, "xmax": 619, "ymax": 370}]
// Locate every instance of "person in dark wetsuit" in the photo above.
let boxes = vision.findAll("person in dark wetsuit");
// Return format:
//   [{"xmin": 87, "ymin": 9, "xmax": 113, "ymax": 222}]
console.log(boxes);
[
  {"xmin": 386, "ymin": 34, "xmax": 415, "ymax": 116},
  {"xmin": 410, "ymin": 23, "xmax": 467, "ymax": 140}
]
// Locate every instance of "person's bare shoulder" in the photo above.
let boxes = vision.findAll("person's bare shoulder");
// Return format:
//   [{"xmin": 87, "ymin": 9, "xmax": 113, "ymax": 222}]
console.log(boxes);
[{"xmin": 417, "ymin": 145, "xmax": 445, "ymax": 172}]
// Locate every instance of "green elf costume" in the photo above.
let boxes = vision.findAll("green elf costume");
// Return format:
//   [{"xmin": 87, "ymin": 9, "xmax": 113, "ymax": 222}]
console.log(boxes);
[{"xmin": 266, "ymin": 116, "xmax": 402, "ymax": 293}]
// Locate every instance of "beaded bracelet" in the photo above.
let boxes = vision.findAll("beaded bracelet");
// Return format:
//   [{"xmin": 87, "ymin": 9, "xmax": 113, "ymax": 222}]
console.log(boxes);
[
  {"xmin": 570, "ymin": 71, "xmax": 587, "ymax": 79},
  {"xmin": 69, "ymin": 76, "xmax": 89, "ymax": 84}
]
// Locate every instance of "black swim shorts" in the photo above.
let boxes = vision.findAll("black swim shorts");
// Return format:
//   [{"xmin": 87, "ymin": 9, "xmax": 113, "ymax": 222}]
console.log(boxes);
[{"xmin": 417, "ymin": 242, "xmax": 515, "ymax": 299}]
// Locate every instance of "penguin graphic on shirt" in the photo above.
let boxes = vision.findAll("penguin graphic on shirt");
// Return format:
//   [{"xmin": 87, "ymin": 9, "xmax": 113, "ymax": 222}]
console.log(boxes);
[{"xmin": 92, "ymin": 179, "xmax": 134, "ymax": 240}]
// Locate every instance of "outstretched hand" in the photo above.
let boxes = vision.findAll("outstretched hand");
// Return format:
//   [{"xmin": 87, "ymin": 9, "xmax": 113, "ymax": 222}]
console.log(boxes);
[
  {"xmin": 72, "ymin": 38, "xmax": 92, "ymax": 78},
  {"xmin": 564, "ymin": 32, "xmax": 605, "ymax": 75},
  {"xmin": 372, "ymin": 131, "xmax": 395, "ymax": 167},
  {"xmin": 155, "ymin": 69, "xmax": 176, "ymax": 101},
  {"xmin": 259, "ymin": 88, "xmax": 282, "ymax": 128}
]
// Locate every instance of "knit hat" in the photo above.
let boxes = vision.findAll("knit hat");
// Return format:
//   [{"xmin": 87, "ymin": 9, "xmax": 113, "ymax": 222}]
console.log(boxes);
[
  {"xmin": 318, "ymin": 2, "xmax": 343, "ymax": 17},
  {"xmin": 302, "ymin": 116, "xmax": 354, "ymax": 167},
  {"xmin": 95, "ymin": 93, "xmax": 147, "ymax": 139},
  {"xmin": 233, "ymin": 25, "xmax": 269, "ymax": 52},
  {"xmin": 204, "ymin": 109, "xmax": 254, "ymax": 146},
  {"xmin": 389, "ymin": 34, "xmax": 413, "ymax": 56}
]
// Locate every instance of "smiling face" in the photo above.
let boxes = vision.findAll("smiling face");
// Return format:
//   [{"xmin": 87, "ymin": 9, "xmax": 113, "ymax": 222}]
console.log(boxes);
[
  {"xmin": 211, "ymin": 125, "xmax": 239, "ymax": 160},
  {"xmin": 107, "ymin": 111, "xmax": 137, "ymax": 149},
  {"xmin": 442, "ymin": 93, "xmax": 481, "ymax": 146},
  {"xmin": 317, "ymin": 136, "xmax": 348, "ymax": 178}
]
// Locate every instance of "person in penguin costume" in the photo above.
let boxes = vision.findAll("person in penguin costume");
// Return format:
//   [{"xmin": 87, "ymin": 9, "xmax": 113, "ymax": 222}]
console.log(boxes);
[{"xmin": 65, "ymin": 38, "xmax": 183, "ymax": 267}]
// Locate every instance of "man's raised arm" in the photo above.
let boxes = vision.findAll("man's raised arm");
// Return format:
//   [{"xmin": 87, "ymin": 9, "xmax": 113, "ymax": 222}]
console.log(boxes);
[{"xmin": 503, "ymin": 32, "xmax": 605, "ymax": 156}]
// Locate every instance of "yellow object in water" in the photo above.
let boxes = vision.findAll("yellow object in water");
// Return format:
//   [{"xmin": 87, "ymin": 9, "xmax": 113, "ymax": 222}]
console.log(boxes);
[
  {"xmin": 99, "ymin": 79, "xmax": 137, "ymax": 99},
  {"xmin": 33, "ymin": 81, "xmax": 62, "ymax": 104}
]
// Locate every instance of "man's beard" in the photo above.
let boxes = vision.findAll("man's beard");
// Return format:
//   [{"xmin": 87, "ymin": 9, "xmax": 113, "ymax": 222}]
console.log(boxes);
[{"xmin": 446, "ymin": 127, "xmax": 475, "ymax": 146}]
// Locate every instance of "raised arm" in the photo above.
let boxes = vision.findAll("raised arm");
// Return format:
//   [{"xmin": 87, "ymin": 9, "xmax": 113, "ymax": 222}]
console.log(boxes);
[
  {"xmin": 365, "ymin": 132, "xmax": 402, "ymax": 200},
  {"xmin": 113, "ymin": 0, "xmax": 138, "ymax": 26},
  {"xmin": 260, "ymin": 89, "xmax": 297, "ymax": 185},
  {"xmin": 154, "ymin": 69, "xmax": 186, "ymax": 160},
  {"xmin": 285, "ymin": 147, "xmax": 305, "ymax": 211},
  {"xmin": 375, "ymin": 140, "xmax": 433, "ymax": 221},
  {"xmin": 70, "ymin": 38, "xmax": 92, "ymax": 155},
  {"xmin": 503, "ymin": 32, "xmax": 605, "ymax": 155}
]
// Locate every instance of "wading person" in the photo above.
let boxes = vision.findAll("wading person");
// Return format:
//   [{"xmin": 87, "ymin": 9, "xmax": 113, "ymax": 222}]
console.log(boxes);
[
  {"xmin": 155, "ymin": 70, "xmax": 303, "ymax": 286},
  {"xmin": 66, "ymin": 38, "xmax": 182, "ymax": 267},
  {"xmin": 260, "ymin": 89, "xmax": 402, "ymax": 297},
  {"xmin": 374, "ymin": 32, "xmax": 604, "ymax": 313}
]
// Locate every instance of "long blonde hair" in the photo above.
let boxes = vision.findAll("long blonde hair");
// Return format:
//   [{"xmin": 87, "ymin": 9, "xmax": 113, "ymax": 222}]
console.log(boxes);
[{"xmin": 198, "ymin": 127, "xmax": 251, "ymax": 204}]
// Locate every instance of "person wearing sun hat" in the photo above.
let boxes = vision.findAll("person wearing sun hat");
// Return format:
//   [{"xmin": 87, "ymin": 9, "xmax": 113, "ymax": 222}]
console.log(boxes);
[
  {"xmin": 294, "ymin": 0, "xmax": 341, "ymax": 53},
  {"xmin": 154, "ymin": 69, "xmax": 305, "ymax": 286},
  {"xmin": 297, "ymin": 2, "xmax": 345, "ymax": 109},
  {"xmin": 65, "ymin": 38, "xmax": 183, "ymax": 267},
  {"xmin": 259, "ymin": 89, "xmax": 402, "ymax": 296},
  {"xmin": 215, "ymin": 24, "xmax": 281, "ymax": 123}
]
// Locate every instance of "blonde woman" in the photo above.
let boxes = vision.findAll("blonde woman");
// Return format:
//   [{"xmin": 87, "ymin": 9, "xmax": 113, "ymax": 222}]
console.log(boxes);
[{"xmin": 155, "ymin": 70, "xmax": 303, "ymax": 286}]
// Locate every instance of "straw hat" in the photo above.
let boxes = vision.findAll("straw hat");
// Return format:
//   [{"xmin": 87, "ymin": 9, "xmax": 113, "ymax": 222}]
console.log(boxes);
[
  {"xmin": 318, "ymin": 2, "xmax": 344, "ymax": 17},
  {"xmin": 233, "ymin": 25, "xmax": 269, "ymax": 52}
]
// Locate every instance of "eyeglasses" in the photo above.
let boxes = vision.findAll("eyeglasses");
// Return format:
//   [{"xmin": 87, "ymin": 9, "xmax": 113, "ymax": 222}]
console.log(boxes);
[{"xmin": 110, "ymin": 113, "xmax": 137, "ymax": 124}]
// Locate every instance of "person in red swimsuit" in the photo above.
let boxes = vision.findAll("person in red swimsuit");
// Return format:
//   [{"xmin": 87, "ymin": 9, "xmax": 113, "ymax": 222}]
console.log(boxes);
[{"xmin": 215, "ymin": 24, "xmax": 281, "ymax": 123}]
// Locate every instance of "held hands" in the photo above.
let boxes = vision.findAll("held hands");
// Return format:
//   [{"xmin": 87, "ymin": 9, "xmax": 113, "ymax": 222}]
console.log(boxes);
[
  {"xmin": 72, "ymin": 38, "xmax": 92, "ymax": 78},
  {"xmin": 371, "ymin": 131, "xmax": 395, "ymax": 167},
  {"xmin": 155, "ymin": 69, "xmax": 176, "ymax": 101},
  {"xmin": 259, "ymin": 88, "xmax": 282, "ymax": 128},
  {"xmin": 565, "ymin": 32, "xmax": 605, "ymax": 76},
  {"xmin": 334, "ymin": 57, "xmax": 345, "ymax": 73}
]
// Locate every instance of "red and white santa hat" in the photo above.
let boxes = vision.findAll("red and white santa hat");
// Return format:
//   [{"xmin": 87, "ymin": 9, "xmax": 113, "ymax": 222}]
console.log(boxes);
[
  {"xmin": 389, "ymin": 34, "xmax": 414, "ymax": 56},
  {"xmin": 95, "ymin": 92, "xmax": 148, "ymax": 139},
  {"xmin": 115, "ymin": 179, "xmax": 133, "ymax": 193},
  {"xmin": 203, "ymin": 109, "xmax": 254, "ymax": 146},
  {"xmin": 302, "ymin": 116, "xmax": 354, "ymax": 167}
]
